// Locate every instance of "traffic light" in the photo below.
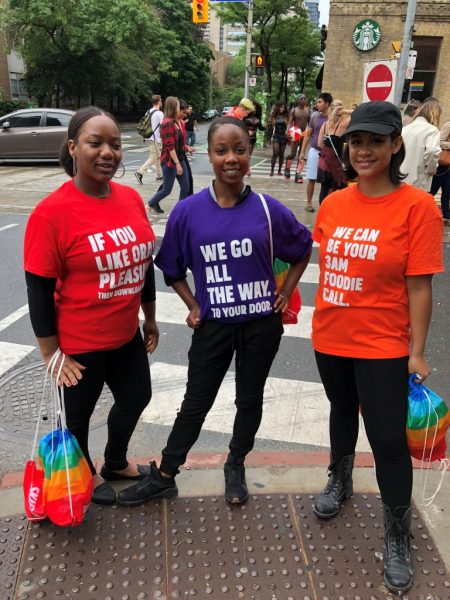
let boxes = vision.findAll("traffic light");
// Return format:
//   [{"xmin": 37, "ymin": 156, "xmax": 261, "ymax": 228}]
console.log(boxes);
[
  {"xmin": 192, "ymin": 0, "xmax": 208, "ymax": 23},
  {"xmin": 255, "ymin": 54, "xmax": 264, "ymax": 76}
]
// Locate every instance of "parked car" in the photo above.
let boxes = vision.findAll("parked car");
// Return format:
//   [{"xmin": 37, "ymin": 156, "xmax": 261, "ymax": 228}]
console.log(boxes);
[
  {"xmin": 202, "ymin": 108, "xmax": 220, "ymax": 121},
  {"xmin": 0, "ymin": 108, "xmax": 75, "ymax": 163},
  {"xmin": 221, "ymin": 105, "xmax": 233, "ymax": 116}
]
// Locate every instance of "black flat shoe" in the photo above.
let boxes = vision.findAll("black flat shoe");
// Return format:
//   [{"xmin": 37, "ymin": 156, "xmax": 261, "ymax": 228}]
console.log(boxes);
[
  {"xmin": 99, "ymin": 464, "xmax": 151, "ymax": 482},
  {"xmin": 92, "ymin": 482, "xmax": 116, "ymax": 505}
]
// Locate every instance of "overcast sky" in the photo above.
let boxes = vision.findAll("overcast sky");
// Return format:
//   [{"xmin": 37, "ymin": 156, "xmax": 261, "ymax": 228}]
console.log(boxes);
[{"xmin": 319, "ymin": 0, "xmax": 330, "ymax": 25}]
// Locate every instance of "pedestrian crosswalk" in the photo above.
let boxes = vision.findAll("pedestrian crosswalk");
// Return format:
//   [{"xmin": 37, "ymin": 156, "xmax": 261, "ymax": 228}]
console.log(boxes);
[{"xmin": 0, "ymin": 215, "xmax": 371, "ymax": 454}]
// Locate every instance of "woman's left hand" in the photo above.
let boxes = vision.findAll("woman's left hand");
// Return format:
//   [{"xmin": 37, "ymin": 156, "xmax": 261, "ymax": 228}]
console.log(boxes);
[
  {"xmin": 408, "ymin": 354, "xmax": 431, "ymax": 383},
  {"xmin": 143, "ymin": 318, "xmax": 159, "ymax": 354},
  {"xmin": 273, "ymin": 290, "xmax": 289, "ymax": 313}
]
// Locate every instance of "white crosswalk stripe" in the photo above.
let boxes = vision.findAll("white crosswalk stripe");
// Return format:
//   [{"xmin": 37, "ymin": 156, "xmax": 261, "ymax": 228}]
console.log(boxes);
[{"xmin": 0, "ymin": 217, "xmax": 337, "ymax": 450}]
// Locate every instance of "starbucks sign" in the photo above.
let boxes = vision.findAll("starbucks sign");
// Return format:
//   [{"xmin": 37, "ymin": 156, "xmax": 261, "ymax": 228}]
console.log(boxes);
[{"xmin": 352, "ymin": 20, "xmax": 381, "ymax": 52}]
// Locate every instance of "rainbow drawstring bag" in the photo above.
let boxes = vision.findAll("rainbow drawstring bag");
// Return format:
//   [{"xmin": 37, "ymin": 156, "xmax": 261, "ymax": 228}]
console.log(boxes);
[
  {"xmin": 273, "ymin": 258, "xmax": 302, "ymax": 324},
  {"xmin": 24, "ymin": 350, "xmax": 93, "ymax": 527},
  {"xmin": 406, "ymin": 375, "xmax": 450, "ymax": 505}
]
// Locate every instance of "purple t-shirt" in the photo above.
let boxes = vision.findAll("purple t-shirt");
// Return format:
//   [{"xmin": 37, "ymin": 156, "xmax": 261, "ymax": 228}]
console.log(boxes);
[
  {"xmin": 155, "ymin": 187, "xmax": 312, "ymax": 324},
  {"xmin": 309, "ymin": 112, "xmax": 328, "ymax": 150}
]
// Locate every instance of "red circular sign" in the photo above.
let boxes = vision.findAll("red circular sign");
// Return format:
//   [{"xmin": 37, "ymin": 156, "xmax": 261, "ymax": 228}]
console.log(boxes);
[{"xmin": 366, "ymin": 64, "xmax": 393, "ymax": 101}]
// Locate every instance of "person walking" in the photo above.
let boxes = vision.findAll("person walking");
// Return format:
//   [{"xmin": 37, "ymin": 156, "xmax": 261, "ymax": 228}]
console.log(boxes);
[
  {"xmin": 317, "ymin": 99, "xmax": 350, "ymax": 202},
  {"xmin": 147, "ymin": 96, "xmax": 190, "ymax": 214},
  {"xmin": 225, "ymin": 98, "xmax": 255, "ymax": 120},
  {"xmin": 134, "ymin": 95, "xmax": 163, "ymax": 184},
  {"xmin": 430, "ymin": 119, "xmax": 450, "ymax": 225},
  {"xmin": 284, "ymin": 94, "xmax": 310, "ymax": 181},
  {"xmin": 311, "ymin": 101, "xmax": 443, "ymax": 593},
  {"xmin": 243, "ymin": 100, "xmax": 265, "ymax": 176},
  {"xmin": 24, "ymin": 106, "xmax": 160, "ymax": 506},
  {"xmin": 269, "ymin": 101, "xmax": 289, "ymax": 177},
  {"xmin": 117, "ymin": 116, "xmax": 312, "ymax": 508},
  {"xmin": 401, "ymin": 98, "xmax": 442, "ymax": 191},
  {"xmin": 184, "ymin": 105, "xmax": 199, "ymax": 149},
  {"xmin": 299, "ymin": 92, "xmax": 333, "ymax": 212}
]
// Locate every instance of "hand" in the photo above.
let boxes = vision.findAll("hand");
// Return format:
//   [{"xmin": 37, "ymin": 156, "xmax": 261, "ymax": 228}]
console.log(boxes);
[
  {"xmin": 186, "ymin": 146, "xmax": 196, "ymax": 153},
  {"xmin": 176, "ymin": 163, "xmax": 183, "ymax": 176},
  {"xmin": 299, "ymin": 153, "xmax": 305, "ymax": 162},
  {"xmin": 186, "ymin": 305, "xmax": 202, "ymax": 329},
  {"xmin": 143, "ymin": 318, "xmax": 159, "ymax": 354},
  {"xmin": 43, "ymin": 352, "xmax": 85, "ymax": 388},
  {"xmin": 408, "ymin": 354, "xmax": 431, "ymax": 383},
  {"xmin": 273, "ymin": 290, "xmax": 289, "ymax": 314}
]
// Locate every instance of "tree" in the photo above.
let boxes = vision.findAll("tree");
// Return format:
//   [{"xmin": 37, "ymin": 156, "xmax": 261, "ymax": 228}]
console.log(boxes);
[
  {"xmin": 0, "ymin": 0, "xmax": 212, "ymax": 111},
  {"xmin": 215, "ymin": 0, "xmax": 311, "ymax": 107}
]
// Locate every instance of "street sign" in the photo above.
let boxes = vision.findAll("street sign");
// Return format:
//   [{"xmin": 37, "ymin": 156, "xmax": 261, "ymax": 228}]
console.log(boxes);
[
  {"xmin": 363, "ymin": 60, "xmax": 397, "ymax": 102},
  {"xmin": 405, "ymin": 66, "xmax": 414, "ymax": 80},
  {"xmin": 249, "ymin": 77, "xmax": 257, "ymax": 87}
]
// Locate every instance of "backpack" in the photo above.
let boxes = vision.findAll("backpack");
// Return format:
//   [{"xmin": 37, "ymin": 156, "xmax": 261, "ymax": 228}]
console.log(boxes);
[{"xmin": 136, "ymin": 109, "xmax": 160, "ymax": 139}]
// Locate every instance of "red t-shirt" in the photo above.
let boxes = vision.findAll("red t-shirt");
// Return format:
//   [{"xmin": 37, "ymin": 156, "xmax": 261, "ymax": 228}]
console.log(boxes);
[
  {"xmin": 24, "ymin": 180, "xmax": 156, "ymax": 354},
  {"xmin": 312, "ymin": 183, "xmax": 444, "ymax": 358}
]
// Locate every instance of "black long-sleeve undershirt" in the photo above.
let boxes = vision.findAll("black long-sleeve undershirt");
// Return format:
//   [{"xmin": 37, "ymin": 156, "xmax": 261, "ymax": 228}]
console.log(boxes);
[{"xmin": 25, "ymin": 262, "xmax": 156, "ymax": 338}]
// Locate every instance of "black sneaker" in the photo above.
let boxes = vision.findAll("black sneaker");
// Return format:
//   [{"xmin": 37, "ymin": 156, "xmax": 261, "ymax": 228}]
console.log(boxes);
[
  {"xmin": 117, "ymin": 461, "xmax": 178, "ymax": 506},
  {"xmin": 149, "ymin": 204, "xmax": 164, "ymax": 214},
  {"xmin": 134, "ymin": 171, "xmax": 143, "ymax": 185},
  {"xmin": 224, "ymin": 463, "xmax": 249, "ymax": 504}
]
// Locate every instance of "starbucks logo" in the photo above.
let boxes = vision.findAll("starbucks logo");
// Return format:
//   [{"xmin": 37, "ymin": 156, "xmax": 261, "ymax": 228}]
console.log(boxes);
[{"xmin": 352, "ymin": 20, "xmax": 381, "ymax": 52}]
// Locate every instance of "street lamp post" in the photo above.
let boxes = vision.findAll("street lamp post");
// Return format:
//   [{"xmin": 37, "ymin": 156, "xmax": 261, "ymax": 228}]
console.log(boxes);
[{"xmin": 244, "ymin": 0, "xmax": 253, "ymax": 97}]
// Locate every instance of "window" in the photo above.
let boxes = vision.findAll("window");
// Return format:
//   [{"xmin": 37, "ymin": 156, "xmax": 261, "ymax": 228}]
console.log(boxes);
[
  {"xmin": 402, "ymin": 36, "xmax": 442, "ymax": 103},
  {"xmin": 7, "ymin": 113, "xmax": 42, "ymax": 128},
  {"xmin": 46, "ymin": 112, "xmax": 72, "ymax": 127},
  {"xmin": 9, "ymin": 73, "xmax": 28, "ymax": 101}
]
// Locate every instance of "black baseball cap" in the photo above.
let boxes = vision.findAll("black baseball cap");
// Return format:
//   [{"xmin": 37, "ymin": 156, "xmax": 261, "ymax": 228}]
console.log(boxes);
[{"xmin": 345, "ymin": 101, "xmax": 402, "ymax": 136}]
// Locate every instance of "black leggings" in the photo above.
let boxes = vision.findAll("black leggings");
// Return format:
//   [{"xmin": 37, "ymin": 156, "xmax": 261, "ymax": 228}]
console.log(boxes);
[
  {"xmin": 64, "ymin": 329, "xmax": 151, "ymax": 474},
  {"xmin": 315, "ymin": 352, "xmax": 412, "ymax": 509},
  {"xmin": 271, "ymin": 140, "xmax": 287, "ymax": 173},
  {"xmin": 160, "ymin": 314, "xmax": 283, "ymax": 476}
]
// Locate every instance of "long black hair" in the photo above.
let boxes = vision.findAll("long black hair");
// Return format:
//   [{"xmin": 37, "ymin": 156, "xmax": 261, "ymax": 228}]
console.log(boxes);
[
  {"xmin": 59, "ymin": 106, "xmax": 120, "ymax": 176},
  {"xmin": 343, "ymin": 131, "xmax": 406, "ymax": 185}
]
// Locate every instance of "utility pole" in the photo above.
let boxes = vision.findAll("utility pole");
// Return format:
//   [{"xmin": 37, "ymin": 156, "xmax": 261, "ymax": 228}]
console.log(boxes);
[
  {"xmin": 393, "ymin": 0, "xmax": 417, "ymax": 107},
  {"xmin": 244, "ymin": 0, "xmax": 253, "ymax": 97}
]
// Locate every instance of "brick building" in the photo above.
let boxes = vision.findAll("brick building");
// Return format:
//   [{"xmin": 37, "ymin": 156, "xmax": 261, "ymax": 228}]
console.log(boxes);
[{"xmin": 322, "ymin": 0, "xmax": 450, "ymax": 122}]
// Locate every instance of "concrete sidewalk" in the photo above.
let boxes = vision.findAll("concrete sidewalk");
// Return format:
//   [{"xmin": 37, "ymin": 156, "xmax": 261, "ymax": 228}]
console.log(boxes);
[{"xmin": 1, "ymin": 451, "xmax": 449, "ymax": 599}]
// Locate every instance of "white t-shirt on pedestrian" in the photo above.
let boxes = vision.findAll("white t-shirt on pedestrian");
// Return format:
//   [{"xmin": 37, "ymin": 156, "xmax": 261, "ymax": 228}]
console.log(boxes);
[{"xmin": 150, "ymin": 109, "xmax": 163, "ymax": 144}]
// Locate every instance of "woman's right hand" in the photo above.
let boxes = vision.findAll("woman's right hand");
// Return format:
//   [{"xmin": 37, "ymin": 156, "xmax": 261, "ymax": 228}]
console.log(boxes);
[
  {"xmin": 43, "ymin": 352, "xmax": 85, "ymax": 387},
  {"xmin": 176, "ymin": 163, "xmax": 183, "ymax": 176}
]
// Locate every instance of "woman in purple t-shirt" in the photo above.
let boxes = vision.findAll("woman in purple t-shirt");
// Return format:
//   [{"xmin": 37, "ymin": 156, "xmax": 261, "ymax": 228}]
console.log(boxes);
[{"xmin": 118, "ymin": 117, "xmax": 312, "ymax": 508}]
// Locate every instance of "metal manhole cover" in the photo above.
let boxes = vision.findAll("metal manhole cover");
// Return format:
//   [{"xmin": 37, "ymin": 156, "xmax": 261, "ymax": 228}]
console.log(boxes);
[{"xmin": 0, "ymin": 362, "xmax": 112, "ymax": 439}]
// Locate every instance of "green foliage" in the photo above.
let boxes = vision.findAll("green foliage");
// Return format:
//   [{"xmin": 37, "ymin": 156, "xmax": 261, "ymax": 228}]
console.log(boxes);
[
  {"xmin": 0, "ymin": 99, "xmax": 33, "ymax": 117},
  {"xmin": 214, "ymin": 0, "xmax": 322, "ymax": 107},
  {"xmin": 0, "ymin": 0, "xmax": 212, "ymax": 111}
]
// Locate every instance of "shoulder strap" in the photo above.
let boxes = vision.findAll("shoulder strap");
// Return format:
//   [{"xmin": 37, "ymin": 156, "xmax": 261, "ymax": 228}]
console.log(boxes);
[{"xmin": 258, "ymin": 193, "xmax": 273, "ymax": 265}]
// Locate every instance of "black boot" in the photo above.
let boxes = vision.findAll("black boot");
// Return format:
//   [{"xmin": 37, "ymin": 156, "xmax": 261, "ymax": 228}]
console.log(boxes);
[
  {"xmin": 313, "ymin": 453, "xmax": 354, "ymax": 519},
  {"xmin": 383, "ymin": 505, "xmax": 413, "ymax": 593},
  {"xmin": 224, "ymin": 456, "xmax": 249, "ymax": 504}
]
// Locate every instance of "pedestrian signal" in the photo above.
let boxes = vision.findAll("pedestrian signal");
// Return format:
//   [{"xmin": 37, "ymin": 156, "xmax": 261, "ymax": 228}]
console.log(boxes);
[
  {"xmin": 255, "ymin": 55, "xmax": 265, "ymax": 68},
  {"xmin": 192, "ymin": 0, "xmax": 208, "ymax": 23}
]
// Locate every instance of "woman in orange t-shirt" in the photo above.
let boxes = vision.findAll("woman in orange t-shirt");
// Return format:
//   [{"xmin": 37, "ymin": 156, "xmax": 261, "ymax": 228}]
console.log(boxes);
[{"xmin": 311, "ymin": 102, "xmax": 443, "ymax": 594}]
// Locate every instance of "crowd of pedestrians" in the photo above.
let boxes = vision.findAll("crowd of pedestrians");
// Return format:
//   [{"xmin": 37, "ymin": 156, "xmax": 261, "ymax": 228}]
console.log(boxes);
[{"xmin": 23, "ymin": 89, "xmax": 447, "ymax": 595}]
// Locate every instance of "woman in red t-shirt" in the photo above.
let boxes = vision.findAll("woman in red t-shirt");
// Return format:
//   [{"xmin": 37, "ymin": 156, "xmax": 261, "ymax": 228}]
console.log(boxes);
[
  {"xmin": 24, "ymin": 107, "xmax": 159, "ymax": 506},
  {"xmin": 312, "ymin": 102, "xmax": 443, "ymax": 594}
]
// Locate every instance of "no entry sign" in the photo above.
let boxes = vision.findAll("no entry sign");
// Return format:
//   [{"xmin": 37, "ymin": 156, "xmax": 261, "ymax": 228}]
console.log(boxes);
[{"xmin": 363, "ymin": 60, "xmax": 398, "ymax": 103}]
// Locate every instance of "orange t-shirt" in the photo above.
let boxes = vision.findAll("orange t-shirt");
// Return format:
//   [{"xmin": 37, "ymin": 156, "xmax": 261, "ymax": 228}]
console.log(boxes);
[{"xmin": 312, "ymin": 183, "xmax": 444, "ymax": 358}]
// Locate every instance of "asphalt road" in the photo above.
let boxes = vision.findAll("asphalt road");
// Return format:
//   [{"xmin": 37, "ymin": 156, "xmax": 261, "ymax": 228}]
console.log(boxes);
[{"xmin": 0, "ymin": 127, "xmax": 449, "ymax": 478}]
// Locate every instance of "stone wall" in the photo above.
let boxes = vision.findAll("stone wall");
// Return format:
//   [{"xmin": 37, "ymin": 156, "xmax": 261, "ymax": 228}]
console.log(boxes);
[{"xmin": 322, "ymin": 1, "xmax": 450, "ymax": 123}]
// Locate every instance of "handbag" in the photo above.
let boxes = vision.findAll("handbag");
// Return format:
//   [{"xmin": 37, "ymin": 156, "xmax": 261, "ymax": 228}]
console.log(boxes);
[
  {"xmin": 438, "ymin": 149, "xmax": 450, "ymax": 167},
  {"xmin": 24, "ymin": 350, "xmax": 93, "ymax": 527},
  {"xmin": 406, "ymin": 374, "xmax": 450, "ymax": 506},
  {"xmin": 258, "ymin": 193, "xmax": 302, "ymax": 325}
]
